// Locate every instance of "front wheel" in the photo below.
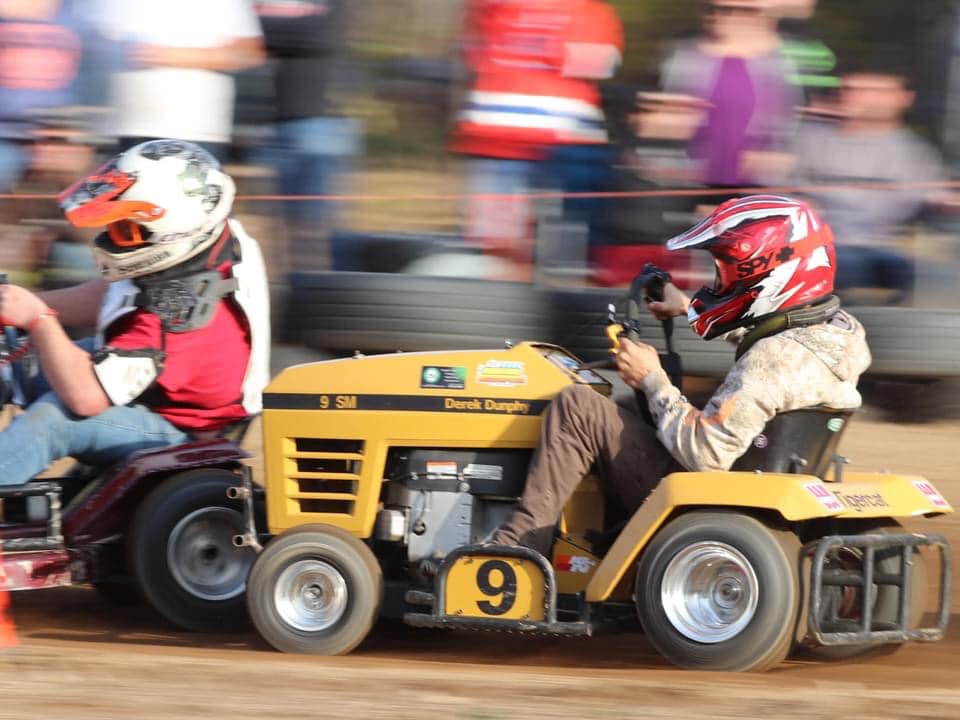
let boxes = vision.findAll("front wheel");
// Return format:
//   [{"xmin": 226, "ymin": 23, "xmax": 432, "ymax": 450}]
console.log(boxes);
[
  {"xmin": 129, "ymin": 468, "xmax": 256, "ymax": 632},
  {"xmin": 247, "ymin": 524, "xmax": 382, "ymax": 655},
  {"xmin": 635, "ymin": 511, "xmax": 800, "ymax": 672}
]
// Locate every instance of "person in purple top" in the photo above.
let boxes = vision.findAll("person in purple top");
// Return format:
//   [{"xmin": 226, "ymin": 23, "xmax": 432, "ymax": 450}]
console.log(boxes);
[{"xmin": 660, "ymin": 0, "xmax": 799, "ymax": 195}]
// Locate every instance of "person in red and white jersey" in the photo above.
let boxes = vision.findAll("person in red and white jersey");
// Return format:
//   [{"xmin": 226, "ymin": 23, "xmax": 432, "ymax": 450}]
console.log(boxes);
[
  {"xmin": 0, "ymin": 139, "xmax": 271, "ymax": 487},
  {"xmin": 452, "ymin": 0, "xmax": 623, "ymax": 277}
]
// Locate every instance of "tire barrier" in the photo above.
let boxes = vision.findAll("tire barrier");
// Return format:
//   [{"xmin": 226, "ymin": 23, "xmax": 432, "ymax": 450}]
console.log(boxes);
[{"xmin": 284, "ymin": 271, "xmax": 960, "ymax": 384}]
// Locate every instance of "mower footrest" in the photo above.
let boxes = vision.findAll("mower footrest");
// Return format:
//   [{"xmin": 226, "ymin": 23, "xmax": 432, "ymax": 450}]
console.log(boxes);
[
  {"xmin": 808, "ymin": 532, "xmax": 951, "ymax": 646},
  {"xmin": 404, "ymin": 612, "xmax": 592, "ymax": 636},
  {"xmin": 405, "ymin": 589, "xmax": 434, "ymax": 607},
  {"xmin": 0, "ymin": 481, "xmax": 62, "ymax": 498},
  {"xmin": 0, "ymin": 481, "xmax": 65, "ymax": 552},
  {"xmin": 0, "ymin": 536, "xmax": 64, "ymax": 551},
  {"xmin": 403, "ymin": 543, "xmax": 591, "ymax": 634}
]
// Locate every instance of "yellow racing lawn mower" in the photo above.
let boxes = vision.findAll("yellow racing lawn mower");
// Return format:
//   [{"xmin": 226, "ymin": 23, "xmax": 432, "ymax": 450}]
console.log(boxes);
[{"xmin": 235, "ymin": 268, "xmax": 952, "ymax": 672}]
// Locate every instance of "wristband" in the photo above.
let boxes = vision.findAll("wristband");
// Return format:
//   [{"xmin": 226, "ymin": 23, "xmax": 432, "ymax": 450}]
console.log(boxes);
[{"xmin": 27, "ymin": 307, "xmax": 59, "ymax": 333}]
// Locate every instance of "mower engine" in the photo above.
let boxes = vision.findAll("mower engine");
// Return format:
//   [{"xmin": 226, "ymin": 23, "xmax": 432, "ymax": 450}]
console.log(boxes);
[{"xmin": 377, "ymin": 448, "xmax": 531, "ymax": 563}]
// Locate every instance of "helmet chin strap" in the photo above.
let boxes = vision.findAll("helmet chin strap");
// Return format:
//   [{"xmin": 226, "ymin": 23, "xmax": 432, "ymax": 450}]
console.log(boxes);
[{"xmin": 735, "ymin": 294, "xmax": 841, "ymax": 360}]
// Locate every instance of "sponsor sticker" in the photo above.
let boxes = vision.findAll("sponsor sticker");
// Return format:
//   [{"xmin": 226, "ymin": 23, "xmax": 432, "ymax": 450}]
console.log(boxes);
[
  {"xmin": 827, "ymin": 417, "xmax": 845, "ymax": 433},
  {"xmin": 463, "ymin": 463, "xmax": 503, "ymax": 481},
  {"xmin": 913, "ymin": 480, "xmax": 950, "ymax": 508},
  {"xmin": 554, "ymin": 555, "xmax": 597, "ymax": 574},
  {"xmin": 421, "ymin": 365, "xmax": 466, "ymax": 390},
  {"xmin": 426, "ymin": 461, "xmax": 458, "ymax": 477},
  {"xmin": 804, "ymin": 482, "xmax": 844, "ymax": 512},
  {"xmin": 831, "ymin": 490, "xmax": 889, "ymax": 512},
  {"xmin": 444, "ymin": 398, "xmax": 531, "ymax": 414},
  {"xmin": 476, "ymin": 359, "xmax": 528, "ymax": 387}
]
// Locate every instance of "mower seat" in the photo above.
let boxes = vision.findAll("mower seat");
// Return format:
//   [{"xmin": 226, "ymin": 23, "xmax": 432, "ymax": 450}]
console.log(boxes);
[{"xmin": 731, "ymin": 408, "xmax": 854, "ymax": 479}]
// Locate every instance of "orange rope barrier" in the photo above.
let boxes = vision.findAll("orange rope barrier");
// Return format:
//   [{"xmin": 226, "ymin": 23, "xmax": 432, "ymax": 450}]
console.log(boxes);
[{"xmin": 1, "ymin": 180, "xmax": 960, "ymax": 203}]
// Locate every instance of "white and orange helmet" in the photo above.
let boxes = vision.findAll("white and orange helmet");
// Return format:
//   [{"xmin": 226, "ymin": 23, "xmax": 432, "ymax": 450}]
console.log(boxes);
[{"xmin": 57, "ymin": 140, "xmax": 235, "ymax": 280}]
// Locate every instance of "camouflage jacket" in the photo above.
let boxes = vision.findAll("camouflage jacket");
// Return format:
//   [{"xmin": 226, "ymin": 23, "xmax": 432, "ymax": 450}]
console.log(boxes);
[{"xmin": 640, "ymin": 310, "xmax": 871, "ymax": 472}]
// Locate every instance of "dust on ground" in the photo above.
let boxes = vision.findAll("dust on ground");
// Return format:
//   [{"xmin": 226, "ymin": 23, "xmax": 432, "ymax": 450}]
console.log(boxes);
[{"xmin": 3, "ymin": 417, "xmax": 960, "ymax": 720}]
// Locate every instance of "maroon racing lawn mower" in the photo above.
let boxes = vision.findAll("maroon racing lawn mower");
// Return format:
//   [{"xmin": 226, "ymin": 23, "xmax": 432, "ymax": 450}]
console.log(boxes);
[{"xmin": 0, "ymin": 288, "xmax": 260, "ymax": 632}]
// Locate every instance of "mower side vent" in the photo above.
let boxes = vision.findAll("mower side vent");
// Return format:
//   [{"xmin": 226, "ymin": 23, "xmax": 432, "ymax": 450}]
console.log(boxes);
[{"xmin": 287, "ymin": 438, "xmax": 364, "ymax": 517}]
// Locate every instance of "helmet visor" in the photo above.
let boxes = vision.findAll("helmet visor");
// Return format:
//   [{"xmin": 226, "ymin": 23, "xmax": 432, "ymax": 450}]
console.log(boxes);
[{"xmin": 58, "ymin": 161, "xmax": 165, "ymax": 229}]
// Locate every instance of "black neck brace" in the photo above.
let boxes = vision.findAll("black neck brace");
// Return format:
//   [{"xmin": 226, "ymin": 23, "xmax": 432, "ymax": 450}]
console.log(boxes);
[{"xmin": 735, "ymin": 295, "xmax": 842, "ymax": 360}]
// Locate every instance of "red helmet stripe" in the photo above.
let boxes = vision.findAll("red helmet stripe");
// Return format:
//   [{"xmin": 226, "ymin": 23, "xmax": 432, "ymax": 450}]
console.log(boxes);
[{"xmin": 666, "ymin": 195, "xmax": 809, "ymax": 251}]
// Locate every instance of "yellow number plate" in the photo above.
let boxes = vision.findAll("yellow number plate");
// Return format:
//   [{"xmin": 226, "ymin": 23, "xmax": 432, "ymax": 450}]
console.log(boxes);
[{"xmin": 444, "ymin": 555, "xmax": 546, "ymax": 621}]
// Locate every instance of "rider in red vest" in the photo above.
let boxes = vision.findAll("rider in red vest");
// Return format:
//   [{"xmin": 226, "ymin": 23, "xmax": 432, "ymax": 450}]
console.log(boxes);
[
  {"xmin": 453, "ymin": 0, "xmax": 623, "ymax": 278},
  {"xmin": 454, "ymin": 0, "xmax": 623, "ymax": 158}
]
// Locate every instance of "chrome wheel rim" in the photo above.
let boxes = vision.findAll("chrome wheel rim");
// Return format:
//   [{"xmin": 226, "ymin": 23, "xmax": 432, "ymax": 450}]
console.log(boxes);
[
  {"xmin": 274, "ymin": 559, "xmax": 349, "ymax": 632},
  {"xmin": 660, "ymin": 541, "xmax": 759, "ymax": 643},
  {"xmin": 167, "ymin": 507, "xmax": 253, "ymax": 601}
]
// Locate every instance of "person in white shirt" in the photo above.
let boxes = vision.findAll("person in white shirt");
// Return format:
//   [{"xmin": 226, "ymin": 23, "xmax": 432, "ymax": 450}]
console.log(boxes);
[{"xmin": 89, "ymin": 0, "xmax": 265, "ymax": 160}]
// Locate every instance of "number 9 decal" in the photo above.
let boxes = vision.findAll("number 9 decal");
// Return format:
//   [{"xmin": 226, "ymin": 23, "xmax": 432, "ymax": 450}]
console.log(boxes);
[{"xmin": 476, "ymin": 559, "xmax": 517, "ymax": 616}]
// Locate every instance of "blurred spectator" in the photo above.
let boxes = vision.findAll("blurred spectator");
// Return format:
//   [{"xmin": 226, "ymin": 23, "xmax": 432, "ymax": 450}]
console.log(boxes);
[
  {"xmin": 660, "ymin": 0, "xmax": 799, "ymax": 195},
  {"xmin": 91, "ymin": 0, "xmax": 265, "ymax": 161},
  {"xmin": 587, "ymin": 90, "xmax": 706, "ymax": 287},
  {"xmin": 451, "ymin": 0, "xmax": 623, "ymax": 281},
  {"xmin": 776, "ymin": 0, "xmax": 840, "ymax": 109},
  {"xmin": 256, "ymin": 0, "xmax": 360, "ymax": 272},
  {"xmin": 0, "ymin": 0, "xmax": 86, "ymax": 194},
  {"xmin": 790, "ymin": 59, "xmax": 952, "ymax": 300}
]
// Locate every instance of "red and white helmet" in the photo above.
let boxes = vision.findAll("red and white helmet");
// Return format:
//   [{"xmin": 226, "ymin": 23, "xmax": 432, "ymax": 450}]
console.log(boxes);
[
  {"xmin": 57, "ymin": 140, "xmax": 235, "ymax": 280},
  {"xmin": 667, "ymin": 195, "xmax": 836, "ymax": 340}
]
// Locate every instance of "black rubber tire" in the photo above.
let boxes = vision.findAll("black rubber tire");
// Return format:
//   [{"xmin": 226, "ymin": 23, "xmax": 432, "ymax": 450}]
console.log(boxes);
[
  {"xmin": 551, "ymin": 298, "xmax": 960, "ymax": 381},
  {"xmin": 269, "ymin": 281, "xmax": 291, "ymax": 344},
  {"xmin": 860, "ymin": 376, "xmax": 960, "ymax": 422},
  {"xmin": 796, "ymin": 521, "xmax": 928, "ymax": 661},
  {"xmin": 247, "ymin": 524, "xmax": 383, "ymax": 655},
  {"xmin": 92, "ymin": 580, "xmax": 142, "ymax": 607},
  {"xmin": 287, "ymin": 271, "xmax": 551, "ymax": 353},
  {"xmin": 853, "ymin": 307, "xmax": 960, "ymax": 378},
  {"xmin": 128, "ymin": 468, "xmax": 256, "ymax": 632},
  {"xmin": 635, "ymin": 511, "xmax": 800, "ymax": 672},
  {"xmin": 547, "ymin": 286, "xmax": 621, "ymax": 362}
]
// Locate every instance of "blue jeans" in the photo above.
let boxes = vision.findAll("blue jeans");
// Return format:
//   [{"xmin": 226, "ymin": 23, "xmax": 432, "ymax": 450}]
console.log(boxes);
[
  {"xmin": 0, "ymin": 139, "xmax": 25, "ymax": 192},
  {"xmin": 463, "ymin": 157, "xmax": 537, "ymax": 244},
  {"xmin": 268, "ymin": 117, "xmax": 361, "ymax": 269},
  {"xmin": 0, "ymin": 339, "xmax": 190, "ymax": 487},
  {"xmin": 536, "ymin": 144, "xmax": 616, "ymax": 248},
  {"xmin": 275, "ymin": 117, "xmax": 360, "ymax": 222}
]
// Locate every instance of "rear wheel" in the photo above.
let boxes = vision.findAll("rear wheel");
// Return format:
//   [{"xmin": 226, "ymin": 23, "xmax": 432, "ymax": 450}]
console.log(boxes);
[
  {"xmin": 247, "ymin": 524, "xmax": 382, "ymax": 655},
  {"xmin": 92, "ymin": 580, "xmax": 142, "ymax": 607},
  {"xmin": 797, "ymin": 521, "xmax": 928, "ymax": 660},
  {"xmin": 635, "ymin": 511, "xmax": 800, "ymax": 672},
  {"xmin": 129, "ymin": 469, "xmax": 256, "ymax": 632}
]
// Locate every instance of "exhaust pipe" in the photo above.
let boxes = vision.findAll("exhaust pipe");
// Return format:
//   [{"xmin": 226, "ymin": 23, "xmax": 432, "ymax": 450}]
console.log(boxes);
[
  {"xmin": 226, "ymin": 485, "xmax": 249, "ymax": 500},
  {"xmin": 233, "ymin": 532, "xmax": 262, "ymax": 552}
]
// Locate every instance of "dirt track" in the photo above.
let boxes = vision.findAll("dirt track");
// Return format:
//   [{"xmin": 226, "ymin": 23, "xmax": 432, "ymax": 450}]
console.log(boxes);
[{"xmin": 5, "ymin": 418, "xmax": 960, "ymax": 720}]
